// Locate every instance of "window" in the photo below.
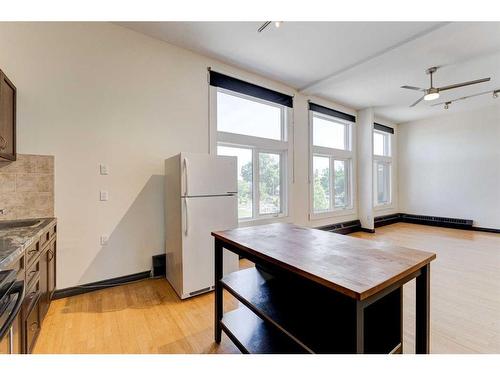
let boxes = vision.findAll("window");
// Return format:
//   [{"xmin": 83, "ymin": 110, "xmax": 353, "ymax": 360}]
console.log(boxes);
[
  {"xmin": 212, "ymin": 88, "xmax": 290, "ymax": 221},
  {"xmin": 373, "ymin": 127, "xmax": 393, "ymax": 206},
  {"xmin": 373, "ymin": 130, "xmax": 391, "ymax": 156},
  {"xmin": 310, "ymin": 112, "xmax": 354, "ymax": 215},
  {"xmin": 375, "ymin": 161, "xmax": 391, "ymax": 205}
]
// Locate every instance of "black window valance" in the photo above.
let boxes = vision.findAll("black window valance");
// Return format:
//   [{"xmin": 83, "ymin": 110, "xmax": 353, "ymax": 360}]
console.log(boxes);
[
  {"xmin": 374, "ymin": 123, "xmax": 394, "ymax": 134},
  {"xmin": 209, "ymin": 70, "xmax": 293, "ymax": 108},
  {"xmin": 308, "ymin": 102, "xmax": 356, "ymax": 123}
]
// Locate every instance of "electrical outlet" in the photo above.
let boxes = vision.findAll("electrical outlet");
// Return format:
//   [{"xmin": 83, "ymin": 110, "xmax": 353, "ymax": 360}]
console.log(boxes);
[
  {"xmin": 100, "ymin": 235, "xmax": 109, "ymax": 246},
  {"xmin": 100, "ymin": 190, "xmax": 109, "ymax": 201},
  {"xmin": 100, "ymin": 164, "xmax": 109, "ymax": 175}
]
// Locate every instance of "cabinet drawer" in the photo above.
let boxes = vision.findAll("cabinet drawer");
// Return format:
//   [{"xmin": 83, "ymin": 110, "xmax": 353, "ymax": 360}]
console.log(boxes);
[
  {"xmin": 25, "ymin": 298, "xmax": 41, "ymax": 354},
  {"xmin": 24, "ymin": 277, "xmax": 40, "ymax": 310},
  {"xmin": 39, "ymin": 229, "xmax": 50, "ymax": 250},
  {"xmin": 26, "ymin": 259, "xmax": 40, "ymax": 289},
  {"xmin": 26, "ymin": 240, "xmax": 40, "ymax": 267}
]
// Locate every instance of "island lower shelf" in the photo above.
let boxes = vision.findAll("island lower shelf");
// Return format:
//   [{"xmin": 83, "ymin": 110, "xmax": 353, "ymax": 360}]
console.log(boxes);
[{"xmin": 221, "ymin": 267, "xmax": 402, "ymax": 354}]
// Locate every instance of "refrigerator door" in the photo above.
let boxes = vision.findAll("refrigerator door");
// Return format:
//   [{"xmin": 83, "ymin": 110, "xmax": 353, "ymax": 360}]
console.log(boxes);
[
  {"xmin": 181, "ymin": 195, "xmax": 239, "ymax": 298},
  {"xmin": 181, "ymin": 152, "xmax": 237, "ymax": 197}
]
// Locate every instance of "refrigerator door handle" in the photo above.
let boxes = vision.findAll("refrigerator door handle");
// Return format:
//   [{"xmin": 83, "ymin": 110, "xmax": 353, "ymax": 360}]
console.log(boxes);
[
  {"xmin": 183, "ymin": 157, "xmax": 189, "ymax": 196},
  {"xmin": 184, "ymin": 198, "xmax": 189, "ymax": 236}
]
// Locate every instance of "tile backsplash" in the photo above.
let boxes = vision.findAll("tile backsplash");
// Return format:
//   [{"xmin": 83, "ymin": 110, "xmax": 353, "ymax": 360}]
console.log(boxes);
[{"xmin": 0, "ymin": 154, "xmax": 54, "ymax": 220}]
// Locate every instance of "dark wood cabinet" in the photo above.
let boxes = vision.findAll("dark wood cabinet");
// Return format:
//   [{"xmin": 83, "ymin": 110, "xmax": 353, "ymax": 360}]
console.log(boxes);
[
  {"xmin": 2, "ymin": 221, "xmax": 57, "ymax": 354},
  {"xmin": 47, "ymin": 240, "xmax": 56, "ymax": 301},
  {"xmin": 39, "ymin": 249, "xmax": 49, "ymax": 320},
  {"xmin": 0, "ymin": 69, "xmax": 16, "ymax": 161}
]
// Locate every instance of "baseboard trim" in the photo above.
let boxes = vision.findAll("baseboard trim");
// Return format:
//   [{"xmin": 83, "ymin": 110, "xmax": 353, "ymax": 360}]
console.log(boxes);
[
  {"xmin": 471, "ymin": 226, "xmax": 500, "ymax": 234},
  {"xmin": 360, "ymin": 228, "xmax": 376, "ymax": 233},
  {"xmin": 52, "ymin": 270, "xmax": 151, "ymax": 300}
]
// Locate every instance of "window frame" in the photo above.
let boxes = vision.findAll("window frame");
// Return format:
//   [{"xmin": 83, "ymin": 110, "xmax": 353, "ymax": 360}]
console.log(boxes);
[
  {"xmin": 373, "ymin": 129, "xmax": 393, "ymax": 208},
  {"xmin": 309, "ymin": 110, "xmax": 355, "ymax": 220},
  {"xmin": 210, "ymin": 86, "xmax": 292, "ymax": 224}
]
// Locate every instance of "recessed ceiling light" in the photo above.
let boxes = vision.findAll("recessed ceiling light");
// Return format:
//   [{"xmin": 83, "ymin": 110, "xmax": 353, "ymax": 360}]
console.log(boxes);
[{"xmin": 275, "ymin": 21, "xmax": 282, "ymax": 28}]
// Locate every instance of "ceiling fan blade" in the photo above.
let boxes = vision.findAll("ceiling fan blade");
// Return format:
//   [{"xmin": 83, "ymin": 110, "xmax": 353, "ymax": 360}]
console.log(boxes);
[
  {"xmin": 401, "ymin": 85, "xmax": 425, "ymax": 91},
  {"xmin": 438, "ymin": 78, "xmax": 491, "ymax": 92},
  {"xmin": 410, "ymin": 95, "xmax": 425, "ymax": 107}
]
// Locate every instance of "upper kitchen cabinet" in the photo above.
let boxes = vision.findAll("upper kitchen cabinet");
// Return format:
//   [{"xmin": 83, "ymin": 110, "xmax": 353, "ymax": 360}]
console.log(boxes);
[{"xmin": 0, "ymin": 69, "xmax": 17, "ymax": 161}]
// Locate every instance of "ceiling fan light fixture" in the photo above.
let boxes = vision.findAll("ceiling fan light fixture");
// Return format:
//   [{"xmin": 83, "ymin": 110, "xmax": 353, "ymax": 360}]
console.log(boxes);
[
  {"xmin": 424, "ymin": 91, "xmax": 440, "ymax": 101},
  {"xmin": 424, "ymin": 87, "xmax": 440, "ymax": 101}
]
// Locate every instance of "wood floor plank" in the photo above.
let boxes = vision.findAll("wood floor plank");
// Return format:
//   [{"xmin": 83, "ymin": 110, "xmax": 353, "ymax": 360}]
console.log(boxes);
[{"xmin": 33, "ymin": 228, "xmax": 500, "ymax": 354}]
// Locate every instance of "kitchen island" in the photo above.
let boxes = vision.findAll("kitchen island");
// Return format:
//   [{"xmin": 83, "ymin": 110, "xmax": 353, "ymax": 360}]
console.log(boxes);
[{"xmin": 212, "ymin": 223, "xmax": 436, "ymax": 354}]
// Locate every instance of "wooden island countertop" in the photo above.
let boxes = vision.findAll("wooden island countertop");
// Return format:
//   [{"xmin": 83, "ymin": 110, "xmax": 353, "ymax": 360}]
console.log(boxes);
[{"xmin": 212, "ymin": 223, "xmax": 436, "ymax": 300}]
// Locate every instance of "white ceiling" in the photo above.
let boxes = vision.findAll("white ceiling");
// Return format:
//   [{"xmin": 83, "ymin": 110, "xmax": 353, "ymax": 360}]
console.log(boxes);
[{"xmin": 117, "ymin": 22, "xmax": 500, "ymax": 123}]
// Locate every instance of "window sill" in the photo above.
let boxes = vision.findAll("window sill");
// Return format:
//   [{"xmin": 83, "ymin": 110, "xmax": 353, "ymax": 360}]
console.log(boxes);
[
  {"xmin": 238, "ymin": 215, "xmax": 291, "ymax": 228},
  {"xmin": 309, "ymin": 208, "xmax": 356, "ymax": 221},
  {"xmin": 374, "ymin": 204, "xmax": 394, "ymax": 211}
]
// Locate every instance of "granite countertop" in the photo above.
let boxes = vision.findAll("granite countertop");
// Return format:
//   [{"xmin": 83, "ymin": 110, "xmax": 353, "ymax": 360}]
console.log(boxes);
[{"xmin": 0, "ymin": 217, "xmax": 57, "ymax": 270}]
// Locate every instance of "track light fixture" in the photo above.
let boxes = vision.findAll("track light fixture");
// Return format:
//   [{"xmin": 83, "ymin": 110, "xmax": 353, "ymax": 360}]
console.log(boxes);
[
  {"xmin": 258, "ymin": 21, "xmax": 283, "ymax": 33},
  {"xmin": 494, "ymin": 90, "xmax": 499, "ymax": 99},
  {"xmin": 444, "ymin": 102, "xmax": 451, "ymax": 110}
]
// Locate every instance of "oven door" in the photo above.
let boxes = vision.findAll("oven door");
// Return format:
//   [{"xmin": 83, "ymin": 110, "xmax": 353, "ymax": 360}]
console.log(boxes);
[{"xmin": 0, "ymin": 281, "xmax": 25, "ymax": 354}]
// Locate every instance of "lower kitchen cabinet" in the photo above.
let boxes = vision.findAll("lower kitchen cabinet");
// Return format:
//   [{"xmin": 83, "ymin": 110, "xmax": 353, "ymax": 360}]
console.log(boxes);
[
  {"xmin": 2, "ymin": 221, "xmax": 57, "ymax": 354},
  {"xmin": 24, "ymin": 296, "xmax": 41, "ymax": 354}
]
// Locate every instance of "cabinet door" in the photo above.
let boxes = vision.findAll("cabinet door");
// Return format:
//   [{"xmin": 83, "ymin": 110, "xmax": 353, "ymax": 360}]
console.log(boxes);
[
  {"xmin": 24, "ymin": 299, "xmax": 41, "ymax": 354},
  {"xmin": 0, "ymin": 70, "xmax": 16, "ymax": 161},
  {"xmin": 47, "ymin": 240, "xmax": 56, "ymax": 300},
  {"xmin": 0, "ymin": 332, "xmax": 9, "ymax": 354},
  {"xmin": 39, "ymin": 249, "xmax": 49, "ymax": 320}
]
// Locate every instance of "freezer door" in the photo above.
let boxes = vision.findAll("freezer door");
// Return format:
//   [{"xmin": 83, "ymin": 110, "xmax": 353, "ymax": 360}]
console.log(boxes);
[
  {"xmin": 181, "ymin": 153, "xmax": 237, "ymax": 197},
  {"xmin": 181, "ymin": 195, "xmax": 239, "ymax": 298}
]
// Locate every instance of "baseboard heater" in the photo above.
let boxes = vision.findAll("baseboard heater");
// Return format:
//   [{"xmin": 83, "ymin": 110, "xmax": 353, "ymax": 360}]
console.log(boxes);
[
  {"xmin": 318, "ymin": 220, "xmax": 362, "ymax": 235},
  {"xmin": 400, "ymin": 213, "xmax": 473, "ymax": 229}
]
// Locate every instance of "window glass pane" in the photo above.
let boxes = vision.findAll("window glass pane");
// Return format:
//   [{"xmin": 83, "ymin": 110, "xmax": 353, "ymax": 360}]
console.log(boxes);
[
  {"xmin": 217, "ymin": 145, "xmax": 253, "ymax": 219},
  {"xmin": 313, "ymin": 156, "xmax": 330, "ymax": 212},
  {"xmin": 374, "ymin": 131, "xmax": 390, "ymax": 156},
  {"xmin": 376, "ymin": 162, "xmax": 391, "ymax": 204},
  {"xmin": 333, "ymin": 160, "xmax": 348, "ymax": 208},
  {"xmin": 258, "ymin": 153, "xmax": 281, "ymax": 215},
  {"xmin": 217, "ymin": 91, "xmax": 282, "ymax": 140},
  {"xmin": 313, "ymin": 116, "xmax": 347, "ymax": 150}
]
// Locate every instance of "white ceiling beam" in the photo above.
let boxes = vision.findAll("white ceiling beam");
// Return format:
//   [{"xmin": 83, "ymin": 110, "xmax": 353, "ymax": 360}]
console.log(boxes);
[{"xmin": 298, "ymin": 22, "xmax": 450, "ymax": 94}]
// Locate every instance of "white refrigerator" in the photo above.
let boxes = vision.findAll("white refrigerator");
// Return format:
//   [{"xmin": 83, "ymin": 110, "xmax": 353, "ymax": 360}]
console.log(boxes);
[{"xmin": 164, "ymin": 152, "xmax": 239, "ymax": 299}]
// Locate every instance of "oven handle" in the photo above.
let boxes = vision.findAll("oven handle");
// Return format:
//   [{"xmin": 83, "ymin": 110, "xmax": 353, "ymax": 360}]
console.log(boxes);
[{"xmin": 0, "ymin": 281, "xmax": 25, "ymax": 343}]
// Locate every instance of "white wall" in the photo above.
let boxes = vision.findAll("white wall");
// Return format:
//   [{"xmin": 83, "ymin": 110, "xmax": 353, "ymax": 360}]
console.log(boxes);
[
  {"xmin": 399, "ymin": 103, "xmax": 500, "ymax": 229},
  {"xmin": 0, "ymin": 22, "xmax": 360, "ymax": 288}
]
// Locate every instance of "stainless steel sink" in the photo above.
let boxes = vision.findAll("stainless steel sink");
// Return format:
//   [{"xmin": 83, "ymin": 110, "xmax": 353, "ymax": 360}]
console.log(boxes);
[{"xmin": 0, "ymin": 219, "xmax": 42, "ymax": 230}]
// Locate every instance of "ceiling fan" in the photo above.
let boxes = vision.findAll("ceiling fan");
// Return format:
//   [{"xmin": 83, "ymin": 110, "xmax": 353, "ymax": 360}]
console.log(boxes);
[{"xmin": 401, "ymin": 67, "xmax": 491, "ymax": 107}]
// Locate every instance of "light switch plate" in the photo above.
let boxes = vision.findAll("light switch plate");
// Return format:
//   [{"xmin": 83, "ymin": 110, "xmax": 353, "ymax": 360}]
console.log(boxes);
[
  {"xmin": 100, "ymin": 164, "xmax": 109, "ymax": 175},
  {"xmin": 100, "ymin": 190, "xmax": 109, "ymax": 201},
  {"xmin": 100, "ymin": 235, "xmax": 109, "ymax": 246}
]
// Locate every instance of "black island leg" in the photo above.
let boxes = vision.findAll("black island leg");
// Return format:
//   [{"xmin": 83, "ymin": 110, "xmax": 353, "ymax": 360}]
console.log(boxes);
[
  {"xmin": 214, "ymin": 239, "xmax": 223, "ymax": 343},
  {"xmin": 355, "ymin": 300, "xmax": 365, "ymax": 354},
  {"xmin": 415, "ymin": 264, "xmax": 430, "ymax": 354}
]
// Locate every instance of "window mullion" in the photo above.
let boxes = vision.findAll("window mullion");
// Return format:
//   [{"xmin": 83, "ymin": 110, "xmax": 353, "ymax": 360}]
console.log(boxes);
[
  {"xmin": 253, "ymin": 149, "xmax": 260, "ymax": 218},
  {"xmin": 330, "ymin": 156, "xmax": 335, "ymax": 211}
]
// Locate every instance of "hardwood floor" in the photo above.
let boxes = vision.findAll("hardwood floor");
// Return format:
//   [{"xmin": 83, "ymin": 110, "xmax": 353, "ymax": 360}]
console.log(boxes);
[{"xmin": 34, "ymin": 224, "xmax": 500, "ymax": 354}]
